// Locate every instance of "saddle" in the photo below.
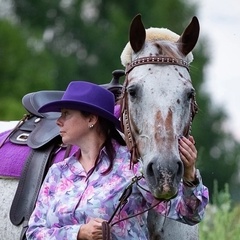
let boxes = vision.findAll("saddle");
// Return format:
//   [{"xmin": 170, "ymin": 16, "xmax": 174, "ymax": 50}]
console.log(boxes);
[
  {"xmin": 9, "ymin": 90, "xmax": 66, "ymax": 240},
  {"xmin": 8, "ymin": 70, "xmax": 125, "ymax": 240},
  {"xmin": 10, "ymin": 90, "xmax": 64, "ymax": 148}
]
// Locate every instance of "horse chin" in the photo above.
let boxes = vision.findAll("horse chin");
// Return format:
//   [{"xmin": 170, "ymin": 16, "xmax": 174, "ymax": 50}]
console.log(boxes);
[
  {"xmin": 152, "ymin": 186, "xmax": 178, "ymax": 200},
  {"xmin": 142, "ymin": 154, "xmax": 183, "ymax": 200}
]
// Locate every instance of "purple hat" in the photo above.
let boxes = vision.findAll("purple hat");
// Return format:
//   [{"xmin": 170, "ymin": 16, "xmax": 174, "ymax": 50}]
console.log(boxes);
[{"xmin": 38, "ymin": 81, "xmax": 121, "ymax": 130}]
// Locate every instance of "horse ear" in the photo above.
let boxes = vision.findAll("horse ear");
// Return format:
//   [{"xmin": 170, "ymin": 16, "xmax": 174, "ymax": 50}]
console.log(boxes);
[
  {"xmin": 129, "ymin": 14, "xmax": 146, "ymax": 53},
  {"xmin": 177, "ymin": 16, "xmax": 200, "ymax": 56}
]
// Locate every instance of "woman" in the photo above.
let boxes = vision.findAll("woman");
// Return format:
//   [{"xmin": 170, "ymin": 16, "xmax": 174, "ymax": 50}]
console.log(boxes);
[{"xmin": 26, "ymin": 81, "xmax": 209, "ymax": 240}]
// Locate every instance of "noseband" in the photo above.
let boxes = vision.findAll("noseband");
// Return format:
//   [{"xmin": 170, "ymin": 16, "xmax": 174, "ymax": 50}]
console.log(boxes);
[{"xmin": 120, "ymin": 56, "xmax": 198, "ymax": 167}]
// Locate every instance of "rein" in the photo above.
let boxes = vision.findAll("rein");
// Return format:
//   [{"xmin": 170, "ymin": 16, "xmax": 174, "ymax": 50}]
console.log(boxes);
[
  {"xmin": 107, "ymin": 175, "xmax": 163, "ymax": 227},
  {"xmin": 120, "ymin": 56, "xmax": 197, "ymax": 166}
]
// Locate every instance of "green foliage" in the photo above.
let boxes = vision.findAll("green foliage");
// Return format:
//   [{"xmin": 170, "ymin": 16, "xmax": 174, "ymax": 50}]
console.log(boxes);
[
  {"xmin": 0, "ymin": 19, "xmax": 57, "ymax": 119},
  {"xmin": 189, "ymin": 39, "xmax": 240, "ymax": 201},
  {"xmin": 0, "ymin": 97, "xmax": 25, "ymax": 120},
  {"xmin": 13, "ymin": 0, "xmax": 198, "ymax": 87},
  {"xmin": 199, "ymin": 182, "xmax": 240, "ymax": 239}
]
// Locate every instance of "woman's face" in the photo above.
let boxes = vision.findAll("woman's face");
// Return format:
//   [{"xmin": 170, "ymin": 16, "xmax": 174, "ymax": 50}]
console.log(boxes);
[{"xmin": 56, "ymin": 108, "xmax": 91, "ymax": 146}]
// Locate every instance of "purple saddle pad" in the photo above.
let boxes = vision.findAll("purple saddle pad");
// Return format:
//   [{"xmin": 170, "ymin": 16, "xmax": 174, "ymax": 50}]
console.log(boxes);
[{"xmin": 0, "ymin": 130, "xmax": 78, "ymax": 178}]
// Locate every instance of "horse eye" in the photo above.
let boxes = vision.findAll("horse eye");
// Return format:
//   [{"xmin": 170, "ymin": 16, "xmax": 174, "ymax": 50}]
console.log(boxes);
[{"xmin": 128, "ymin": 86, "xmax": 137, "ymax": 98}]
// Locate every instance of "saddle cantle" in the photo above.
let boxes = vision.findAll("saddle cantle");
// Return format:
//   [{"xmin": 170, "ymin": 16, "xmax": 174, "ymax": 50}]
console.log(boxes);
[
  {"xmin": 10, "ymin": 90, "xmax": 64, "ymax": 149},
  {"xmin": 101, "ymin": 69, "xmax": 124, "ymax": 101}
]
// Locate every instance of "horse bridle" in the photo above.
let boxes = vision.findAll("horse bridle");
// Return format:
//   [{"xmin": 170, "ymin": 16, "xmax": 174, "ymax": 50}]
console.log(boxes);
[
  {"xmin": 120, "ymin": 56, "xmax": 198, "ymax": 167},
  {"xmin": 105, "ymin": 56, "xmax": 198, "ymax": 230}
]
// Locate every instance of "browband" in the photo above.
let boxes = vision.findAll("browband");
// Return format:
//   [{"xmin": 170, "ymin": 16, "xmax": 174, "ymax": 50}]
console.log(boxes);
[{"xmin": 125, "ymin": 56, "xmax": 189, "ymax": 74}]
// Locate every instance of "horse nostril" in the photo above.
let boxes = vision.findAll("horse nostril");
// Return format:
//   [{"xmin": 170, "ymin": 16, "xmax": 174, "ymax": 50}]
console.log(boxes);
[{"xmin": 146, "ymin": 162, "xmax": 154, "ymax": 177}]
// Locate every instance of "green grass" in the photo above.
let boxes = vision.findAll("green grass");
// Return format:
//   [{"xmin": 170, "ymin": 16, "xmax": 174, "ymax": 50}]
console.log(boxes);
[{"xmin": 199, "ymin": 181, "xmax": 240, "ymax": 240}]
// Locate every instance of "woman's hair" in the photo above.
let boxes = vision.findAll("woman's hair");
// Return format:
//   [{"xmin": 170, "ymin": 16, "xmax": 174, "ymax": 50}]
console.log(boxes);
[{"xmin": 81, "ymin": 111, "xmax": 126, "ymax": 175}]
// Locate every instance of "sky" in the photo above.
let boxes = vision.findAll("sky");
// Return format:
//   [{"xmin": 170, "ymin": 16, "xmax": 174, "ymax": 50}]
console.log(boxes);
[{"xmin": 194, "ymin": 0, "xmax": 240, "ymax": 141}]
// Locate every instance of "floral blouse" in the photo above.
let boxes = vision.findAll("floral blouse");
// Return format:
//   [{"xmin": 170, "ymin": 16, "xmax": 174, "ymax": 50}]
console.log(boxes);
[{"xmin": 26, "ymin": 141, "xmax": 209, "ymax": 240}]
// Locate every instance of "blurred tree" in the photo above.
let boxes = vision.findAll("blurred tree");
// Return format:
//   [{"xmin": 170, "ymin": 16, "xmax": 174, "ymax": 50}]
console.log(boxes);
[
  {"xmin": 0, "ymin": 19, "xmax": 57, "ymax": 119},
  {"xmin": 191, "ymin": 41, "xmax": 240, "ymax": 201},
  {"xmin": 13, "ymin": 0, "xmax": 196, "ymax": 87},
  {"xmin": 0, "ymin": 0, "xmax": 239, "ymax": 200}
]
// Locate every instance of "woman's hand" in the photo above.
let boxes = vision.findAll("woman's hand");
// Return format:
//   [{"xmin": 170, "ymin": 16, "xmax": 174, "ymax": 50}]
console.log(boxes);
[
  {"xmin": 78, "ymin": 218, "xmax": 106, "ymax": 240},
  {"xmin": 178, "ymin": 135, "xmax": 197, "ymax": 181}
]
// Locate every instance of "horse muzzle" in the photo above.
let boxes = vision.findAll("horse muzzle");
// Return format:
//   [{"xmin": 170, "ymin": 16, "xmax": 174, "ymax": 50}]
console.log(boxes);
[{"xmin": 144, "ymin": 156, "xmax": 183, "ymax": 200}]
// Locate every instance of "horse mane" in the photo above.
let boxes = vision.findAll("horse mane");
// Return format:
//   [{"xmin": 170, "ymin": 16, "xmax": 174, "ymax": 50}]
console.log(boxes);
[{"xmin": 120, "ymin": 27, "xmax": 194, "ymax": 67}]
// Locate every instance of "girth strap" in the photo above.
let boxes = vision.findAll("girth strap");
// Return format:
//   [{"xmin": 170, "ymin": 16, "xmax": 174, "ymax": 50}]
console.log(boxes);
[{"xmin": 10, "ymin": 143, "xmax": 56, "ymax": 239}]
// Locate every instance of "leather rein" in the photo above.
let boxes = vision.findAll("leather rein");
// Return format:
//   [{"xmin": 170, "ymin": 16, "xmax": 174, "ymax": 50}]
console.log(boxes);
[
  {"xmin": 120, "ymin": 56, "xmax": 198, "ymax": 167},
  {"xmin": 107, "ymin": 174, "xmax": 165, "ymax": 227}
]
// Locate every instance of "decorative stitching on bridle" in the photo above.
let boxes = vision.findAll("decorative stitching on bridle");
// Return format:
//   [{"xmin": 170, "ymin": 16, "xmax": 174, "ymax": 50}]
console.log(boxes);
[
  {"xmin": 120, "ymin": 56, "xmax": 197, "ymax": 167},
  {"xmin": 125, "ymin": 56, "xmax": 190, "ymax": 74},
  {"xmin": 120, "ymin": 73, "xmax": 140, "ymax": 167}
]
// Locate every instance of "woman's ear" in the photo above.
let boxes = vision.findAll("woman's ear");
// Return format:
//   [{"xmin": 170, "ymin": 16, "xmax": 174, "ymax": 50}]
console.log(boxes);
[{"xmin": 88, "ymin": 114, "xmax": 98, "ymax": 126}]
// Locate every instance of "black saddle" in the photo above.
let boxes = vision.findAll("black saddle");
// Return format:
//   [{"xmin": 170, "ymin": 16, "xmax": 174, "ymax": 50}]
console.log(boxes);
[
  {"xmin": 101, "ymin": 69, "xmax": 124, "ymax": 100},
  {"xmin": 10, "ymin": 91, "xmax": 64, "ymax": 149},
  {"xmin": 9, "ymin": 92, "xmax": 66, "ymax": 236}
]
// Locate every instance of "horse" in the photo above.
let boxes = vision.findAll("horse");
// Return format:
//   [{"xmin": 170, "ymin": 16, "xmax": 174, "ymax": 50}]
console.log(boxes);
[
  {"xmin": 119, "ymin": 14, "xmax": 200, "ymax": 239},
  {"xmin": 0, "ymin": 15, "xmax": 200, "ymax": 239}
]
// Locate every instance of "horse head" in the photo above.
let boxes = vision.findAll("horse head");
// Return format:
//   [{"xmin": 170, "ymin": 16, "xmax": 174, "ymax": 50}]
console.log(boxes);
[{"xmin": 120, "ymin": 15, "xmax": 199, "ymax": 200}]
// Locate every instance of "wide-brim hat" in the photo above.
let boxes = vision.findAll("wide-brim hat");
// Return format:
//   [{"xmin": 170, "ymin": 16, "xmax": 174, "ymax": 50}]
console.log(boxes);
[{"xmin": 38, "ymin": 81, "xmax": 121, "ymax": 131}]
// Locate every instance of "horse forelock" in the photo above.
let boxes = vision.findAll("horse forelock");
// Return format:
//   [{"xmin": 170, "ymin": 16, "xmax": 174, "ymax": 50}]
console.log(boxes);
[
  {"xmin": 146, "ymin": 27, "xmax": 179, "ymax": 42},
  {"xmin": 120, "ymin": 27, "xmax": 194, "ymax": 67}
]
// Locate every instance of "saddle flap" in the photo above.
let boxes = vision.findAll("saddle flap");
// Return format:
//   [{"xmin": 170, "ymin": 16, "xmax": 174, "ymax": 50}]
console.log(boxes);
[
  {"xmin": 9, "ymin": 116, "xmax": 40, "ymax": 145},
  {"xmin": 27, "ymin": 117, "xmax": 60, "ymax": 149}
]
